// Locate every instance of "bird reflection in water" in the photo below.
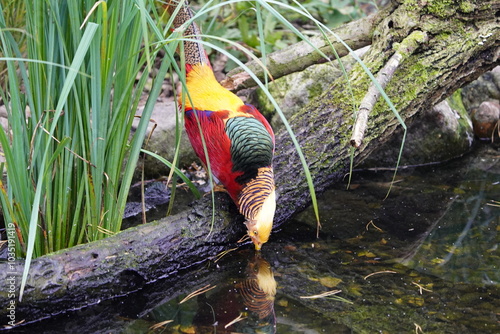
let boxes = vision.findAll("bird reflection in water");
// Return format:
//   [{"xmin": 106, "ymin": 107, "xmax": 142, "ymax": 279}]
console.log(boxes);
[{"xmin": 192, "ymin": 253, "xmax": 277, "ymax": 333}]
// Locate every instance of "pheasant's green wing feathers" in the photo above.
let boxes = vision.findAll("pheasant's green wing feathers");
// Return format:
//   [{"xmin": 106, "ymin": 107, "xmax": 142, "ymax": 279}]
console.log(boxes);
[{"xmin": 225, "ymin": 117, "xmax": 274, "ymax": 183}]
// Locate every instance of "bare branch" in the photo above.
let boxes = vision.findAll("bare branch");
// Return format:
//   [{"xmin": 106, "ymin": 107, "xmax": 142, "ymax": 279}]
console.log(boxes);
[{"xmin": 350, "ymin": 31, "xmax": 429, "ymax": 148}]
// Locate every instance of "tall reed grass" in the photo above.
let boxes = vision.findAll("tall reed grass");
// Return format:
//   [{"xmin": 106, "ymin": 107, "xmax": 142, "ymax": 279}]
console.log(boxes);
[{"xmin": 0, "ymin": 0, "xmax": 176, "ymax": 262}]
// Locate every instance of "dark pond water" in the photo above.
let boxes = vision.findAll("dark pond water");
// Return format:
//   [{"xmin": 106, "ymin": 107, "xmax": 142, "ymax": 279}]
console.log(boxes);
[{"xmin": 5, "ymin": 143, "xmax": 499, "ymax": 333}]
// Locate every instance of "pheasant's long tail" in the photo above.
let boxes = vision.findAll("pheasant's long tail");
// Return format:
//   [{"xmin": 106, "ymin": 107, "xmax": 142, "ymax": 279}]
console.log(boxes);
[{"xmin": 166, "ymin": 1, "xmax": 210, "ymax": 68}]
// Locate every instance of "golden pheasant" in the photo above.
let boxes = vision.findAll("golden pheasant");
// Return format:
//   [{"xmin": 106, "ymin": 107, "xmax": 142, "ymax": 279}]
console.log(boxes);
[{"xmin": 166, "ymin": 1, "xmax": 276, "ymax": 250}]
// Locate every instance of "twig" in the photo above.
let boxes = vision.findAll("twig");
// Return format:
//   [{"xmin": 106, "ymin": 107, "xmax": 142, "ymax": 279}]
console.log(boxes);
[
  {"xmin": 225, "ymin": 313, "xmax": 246, "ymax": 328},
  {"xmin": 96, "ymin": 225, "xmax": 115, "ymax": 236},
  {"xmin": 300, "ymin": 289, "xmax": 341, "ymax": 299},
  {"xmin": 412, "ymin": 281, "xmax": 432, "ymax": 294},
  {"xmin": 237, "ymin": 234, "xmax": 251, "ymax": 244},
  {"xmin": 213, "ymin": 247, "xmax": 238, "ymax": 263},
  {"xmin": 149, "ymin": 319, "xmax": 174, "ymax": 330},
  {"xmin": 487, "ymin": 200, "xmax": 500, "ymax": 208},
  {"xmin": 179, "ymin": 284, "xmax": 216, "ymax": 304},
  {"xmin": 363, "ymin": 270, "xmax": 397, "ymax": 280},
  {"xmin": 2, "ymin": 319, "xmax": 25, "ymax": 329},
  {"xmin": 365, "ymin": 220, "xmax": 383, "ymax": 232},
  {"xmin": 350, "ymin": 31, "xmax": 428, "ymax": 148},
  {"xmin": 37, "ymin": 123, "xmax": 97, "ymax": 168}
]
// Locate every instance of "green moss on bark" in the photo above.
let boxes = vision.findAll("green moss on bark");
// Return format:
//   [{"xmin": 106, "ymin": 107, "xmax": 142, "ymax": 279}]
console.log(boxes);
[{"xmin": 425, "ymin": 0, "xmax": 457, "ymax": 17}]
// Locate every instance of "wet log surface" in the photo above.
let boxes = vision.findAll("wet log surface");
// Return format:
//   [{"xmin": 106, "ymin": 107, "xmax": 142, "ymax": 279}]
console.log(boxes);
[{"xmin": 1, "ymin": 0, "xmax": 500, "ymax": 326}]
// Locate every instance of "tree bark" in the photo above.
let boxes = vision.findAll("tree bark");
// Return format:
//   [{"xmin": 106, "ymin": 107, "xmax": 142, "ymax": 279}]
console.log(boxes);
[{"xmin": 1, "ymin": 0, "xmax": 499, "ymax": 325}]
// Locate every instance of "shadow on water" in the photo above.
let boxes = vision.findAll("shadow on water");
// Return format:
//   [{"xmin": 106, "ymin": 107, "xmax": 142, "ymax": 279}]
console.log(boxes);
[{"xmin": 5, "ymin": 143, "xmax": 499, "ymax": 333}]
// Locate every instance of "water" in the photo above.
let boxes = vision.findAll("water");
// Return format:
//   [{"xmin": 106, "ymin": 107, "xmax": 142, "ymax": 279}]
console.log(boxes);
[{"xmin": 5, "ymin": 143, "xmax": 499, "ymax": 333}]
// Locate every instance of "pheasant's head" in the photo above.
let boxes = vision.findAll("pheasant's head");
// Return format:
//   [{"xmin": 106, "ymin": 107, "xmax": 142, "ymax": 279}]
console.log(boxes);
[{"xmin": 244, "ymin": 188, "xmax": 276, "ymax": 250}]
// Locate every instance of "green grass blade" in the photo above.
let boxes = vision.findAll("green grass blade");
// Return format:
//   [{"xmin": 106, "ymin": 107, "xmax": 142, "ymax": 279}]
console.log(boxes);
[{"xmin": 116, "ymin": 52, "xmax": 172, "ymax": 223}]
